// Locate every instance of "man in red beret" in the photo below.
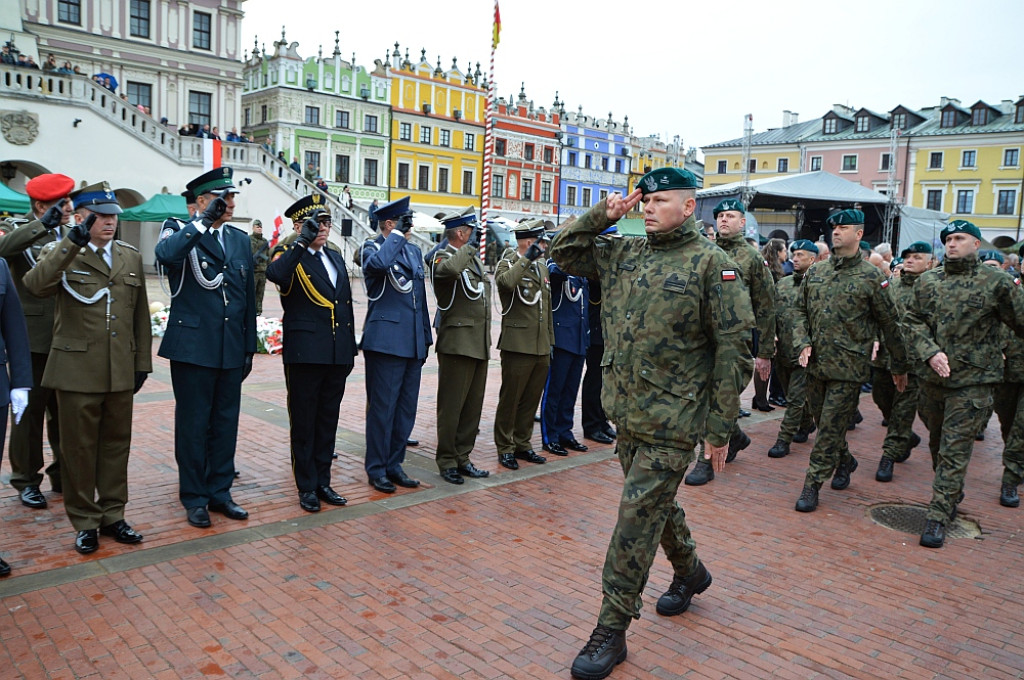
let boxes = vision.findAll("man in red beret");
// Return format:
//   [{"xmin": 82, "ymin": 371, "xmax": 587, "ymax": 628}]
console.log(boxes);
[{"xmin": 0, "ymin": 173, "xmax": 74, "ymax": 509}]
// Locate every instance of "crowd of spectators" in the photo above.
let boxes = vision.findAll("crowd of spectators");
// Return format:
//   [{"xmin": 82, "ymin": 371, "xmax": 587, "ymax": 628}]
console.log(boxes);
[
  {"xmin": 3, "ymin": 45, "xmax": 85, "ymax": 75},
  {"xmin": 177, "ymin": 124, "xmax": 253, "ymax": 143}
]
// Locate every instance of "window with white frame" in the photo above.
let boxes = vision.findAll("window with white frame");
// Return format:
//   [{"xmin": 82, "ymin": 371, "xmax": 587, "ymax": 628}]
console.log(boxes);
[{"xmin": 842, "ymin": 155, "xmax": 857, "ymax": 171}]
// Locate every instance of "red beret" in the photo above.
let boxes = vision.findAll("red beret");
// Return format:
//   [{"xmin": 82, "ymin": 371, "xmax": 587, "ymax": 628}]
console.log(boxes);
[{"xmin": 25, "ymin": 173, "xmax": 75, "ymax": 202}]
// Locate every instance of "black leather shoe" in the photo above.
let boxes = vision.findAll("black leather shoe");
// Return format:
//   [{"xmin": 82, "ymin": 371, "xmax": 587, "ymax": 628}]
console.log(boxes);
[
  {"xmin": 514, "ymin": 449, "xmax": 546, "ymax": 464},
  {"xmin": 562, "ymin": 438, "xmax": 589, "ymax": 452},
  {"xmin": 457, "ymin": 462, "xmax": 490, "ymax": 478},
  {"xmin": 684, "ymin": 459, "xmax": 713, "ymax": 486},
  {"xmin": 234, "ymin": 470, "xmax": 241, "ymax": 478},
  {"xmin": 795, "ymin": 485, "xmax": 819, "ymax": 512},
  {"xmin": 975, "ymin": 432, "xmax": 985, "ymax": 441},
  {"xmin": 737, "ymin": 408, "xmax": 751, "ymax": 418},
  {"xmin": 99, "ymin": 520, "xmax": 143, "ymax": 544},
  {"xmin": 387, "ymin": 469, "xmax": 421, "ymax": 488},
  {"xmin": 876, "ymin": 457, "xmax": 894, "ymax": 483},
  {"xmin": 571, "ymin": 624, "xmax": 627, "ymax": 680},
  {"xmin": 209, "ymin": 501, "xmax": 249, "ymax": 520},
  {"xmin": 0, "ymin": 557, "xmax": 9, "ymax": 577},
  {"xmin": 74, "ymin": 529, "xmax": 99, "ymax": 554},
  {"xmin": 316, "ymin": 486, "xmax": 347, "ymax": 506},
  {"xmin": 498, "ymin": 453, "xmax": 519, "ymax": 470},
  {"xmin": 656, "ymin": 560, "xmax": 712, "ymax": 616},
  {"xmin": 406, "ymin": 439, "xmax": 420, "ymax": 447},
  {"xmin": 440, "ymin": 468, "xmax": 465, "ymax": 485},
  {"xmin": 585, "ymin": 430, "xmax": 614, "ymax": 444},
  {"xmin": 603, "ymin": 426, "xmax": 617, "ymax": 439},
  {"xmin": 370, "ymin": 476, "xmax": 396, "ymax": 493},
  {"xmin": 20, "ymin": 486, "xmax": 47, "ymax": 509},
  {"xmin": 793, "ymin": 424, "xmax": 815, "ymax": 443},
  {"xmin": 881, "ymin": 418, "xmax": 889, "ymax": 427},
  {"xmin": 768, "ymin": 396, "xmax": 787, "ymax": 407},
  {"xmin": 49, "ymin": 474, "xmax": 62, "ymax": 494},
  {"xmin": 726, "ymin": 430, "xmax": 750, "ymax": 463},
  {"xmin": 920, "ymin": 519, "xmax": 945, "ymax": 548},
  {"xmin": 1000, "ymin": 483, "xmax": 1020, "ymax": 508},
  {"xmin": 767, "ymin": 439, "xmax": 790, "ymax": 458},
  {"xmin": 299, "ymin": 491, "xmax": 321, "ymax": 512},
  {"xmin": 752, "ymin": 399, "xmax": 774, "ymax": 412},
  {"xmin": 544, "ymin": 442, "xmax": 569, "ymax": 456},
  {"xmin": 831, "ymin": 456, "xmax": 858, "ymax": 490},
  {"xmin": 186, "ymin": 506, "xmax": 211, "ymax": 528}
]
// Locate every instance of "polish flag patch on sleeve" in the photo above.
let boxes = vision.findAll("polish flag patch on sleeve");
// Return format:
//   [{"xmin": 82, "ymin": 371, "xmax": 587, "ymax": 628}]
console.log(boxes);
[
  {"xmin": 722, "ymin": 269, "xmax": 737, "ymax": 281},
  {"xmin": 880, "ymin": 280, "xmax": 890, "ymax": 288},
  {"xmin": 1015, "ymin": 278, "xmax": 1021, "ymax": 286}
]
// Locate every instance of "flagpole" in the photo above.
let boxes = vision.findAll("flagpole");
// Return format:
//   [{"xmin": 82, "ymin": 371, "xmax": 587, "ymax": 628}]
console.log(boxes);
[{"xmin": 480, "ymin": 0, "xmax": 500, "ymax": 263}]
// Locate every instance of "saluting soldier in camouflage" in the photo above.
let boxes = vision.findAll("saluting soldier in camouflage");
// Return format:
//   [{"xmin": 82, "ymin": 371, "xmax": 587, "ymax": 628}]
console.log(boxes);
[
  {"xmin": 874, "ymin": 242, "xmax": 931, "ymax": 483},
  {"xmin": 550, "ymin": 168, "xmax": 754, "ymax": 680},
  {"xmin": 792, "ymin": 209, "xmax": 908, "ymax": 514},
  {"xmin": 904, "ymin": 220, "xmax": 1024, "ymax": 548},
  {"xmin": 767, "ymin": 240, "xmax": 818, "ymax": 459}
]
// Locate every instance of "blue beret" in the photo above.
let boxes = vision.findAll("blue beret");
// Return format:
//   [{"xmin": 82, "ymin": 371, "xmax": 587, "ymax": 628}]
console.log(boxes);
[
  {"xmin": 789, "ymin": 239, "xmax": 819, "ymax": 254},
  {"xmin": 713, "ymin": 199, "xmax": 745, "ymax": 217},
  {"xmin": 375, "ymin": 196, "xmax": 412, "ymax": 223},
  {"xmin": 900, "ymin": 241, "xmax": 933, "ymax": 257},
  {"xmin": 940, "ymin": 219, "xmax": 981, "ymax": 243},
  {"xmin": 827, "ymin": 209, "xmax": 865, "ymax": 227},
  {"xmin": 637, "ymin": 167, "xmax": 698, "ymax": 194}
]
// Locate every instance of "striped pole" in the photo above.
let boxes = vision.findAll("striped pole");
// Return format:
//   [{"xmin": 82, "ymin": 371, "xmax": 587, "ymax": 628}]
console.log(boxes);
[{"xmin": 480, "ymin": 0, "xmax": 500, "ymax": 263}]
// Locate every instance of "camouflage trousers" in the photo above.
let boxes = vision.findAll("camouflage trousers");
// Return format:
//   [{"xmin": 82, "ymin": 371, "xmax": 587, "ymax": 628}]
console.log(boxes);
[
  {"xmin": 598, "ymin": 431, "xmax": 699, "ymax": 630},
  {"xmin": 803, "ymin": 377, "xmax": 861, "ymax": 488},
  {"xmin": 918, "ymin": 382, "xmax": 994, "ymax": 523},
  {"xmin": 872, "ymin": 366, "xmax": 895, "ymax": 422},
  {"xmin": 993, "ymin": 382, "xmax": 1024, "ymax": 486},
  {"xmin": 775, "ymin": 360, "xmax": 813, "ymax": 443},
  {"xmin": 881, "ymin": 373, "xmax": 922, "ymax": 462}
]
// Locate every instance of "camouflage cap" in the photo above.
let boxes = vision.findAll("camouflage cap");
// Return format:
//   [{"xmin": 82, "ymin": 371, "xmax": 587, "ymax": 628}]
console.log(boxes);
[
  {"xmin": 713, "ymin": 198, "xmax": 745, "ymax": 217},
  {"xmin": 900, "ymin": 241, "xmax": 932, "ymax": 257},
  {"xmin": 826, "ymin": 208, "xmax": 865, "ymax": 227},
  {"xmin": 940, "ymin": 219, "xmax": 981, "ymax": 243},
  {"xmin": 789, "ymin": 239, "xmax": 819, "ymax": 254},
  {"xmin": 636, "ymin": 167, "xmax": 698, "ymax": 195}
]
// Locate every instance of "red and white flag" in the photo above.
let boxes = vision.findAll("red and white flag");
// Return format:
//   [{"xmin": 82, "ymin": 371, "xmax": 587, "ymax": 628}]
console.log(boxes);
[
  {"xmin": 269, "ymin": 211, "xmax": 283, "ymax": 249},
  {"xmin": 202, "ymin": 138, "xmax": 222, "ymax": 171}
]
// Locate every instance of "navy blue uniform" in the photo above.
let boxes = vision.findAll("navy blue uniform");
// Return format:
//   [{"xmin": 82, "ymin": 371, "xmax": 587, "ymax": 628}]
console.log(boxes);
[
  {"xmin": 581, "ymin": 278, "xmax": 611, "ymax": 436},
  {"xmin": 361, "ymin": 232, "xmax": 432, "ymax": 481},
  {"xmin": 541, "ymin": 259, "xmax": 590, "ymax": 446},
  {"xmin": 155, "ymin": 221, "xmax": 257, "ymax": 510}
]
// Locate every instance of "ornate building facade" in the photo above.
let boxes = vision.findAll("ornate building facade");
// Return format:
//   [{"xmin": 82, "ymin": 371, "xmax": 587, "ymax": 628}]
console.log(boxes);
[{"xmin": 489, "ymin": 86, "xmax": 560, "ymax": 222}]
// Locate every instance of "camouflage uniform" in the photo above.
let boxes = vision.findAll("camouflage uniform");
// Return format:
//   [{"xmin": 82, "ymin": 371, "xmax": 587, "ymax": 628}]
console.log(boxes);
[
  {"xmin": 905, "ymin": 257, "xmax": 1024, "ymax": 521},
  {"xmin": 250, "ymin": 232, "xmax": 269, "ymax": 315},
  {"xmin": 994, "ymin": 324, "xmax": 1024, "ymax": 487},
  {"xmin": 549, "ymin": 203, "xmax": 753, "ymax": 629},
  {"xmin": 773, "ymin": 270, "xmax": 813, "ymax": 443},
  {"xmin": 793, "ymin": 254, "xmax": 906, "ymax": 489},
  {"xmin": 879, "ymin": 271, "xmax": 925, "ymax": 463}
]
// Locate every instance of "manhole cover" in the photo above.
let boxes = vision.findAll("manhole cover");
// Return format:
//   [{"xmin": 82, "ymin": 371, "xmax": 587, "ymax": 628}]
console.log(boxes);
[{"xmin": 868, "ymin": 503, "xmax": 981, "ymax": 539}]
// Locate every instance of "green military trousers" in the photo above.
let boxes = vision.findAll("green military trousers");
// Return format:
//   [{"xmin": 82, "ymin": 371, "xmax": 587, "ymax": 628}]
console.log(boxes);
[
  {"xmin": 435, "ymin": 352, "xmax": 488, "ymax": 471},
  {"xmin": 775, "ymin": 360, "xmax": 813, "ymax": 443},
  {"xmin": 803, "ymin": 377, "xmax": 861, "ymax": 488},
  {"xmin": 918, "ymin": 382, "xmax": 994, "ymax": 523},
  {"xmin": 993, "ymin": 382, "xmax": 1024, "ymax": 486},
  {"xmin": 872, "ymin": 366, "xmax": 895, "ymax": 422},
  {"xmin": 881, "ymin": 373, "xmax": 922, "ymax": 462},
  {"xmin": 598, "ymin": 432, "xmax": 699, "ymax": 630}
]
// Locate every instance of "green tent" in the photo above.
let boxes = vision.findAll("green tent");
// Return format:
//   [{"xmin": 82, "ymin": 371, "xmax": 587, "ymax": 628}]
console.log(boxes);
[
  {"xmin": 0, "ymin": 183, "xmax": 31, "ymax": 214},
  {"xmin": 118, "ymin": 193, "xmax": 189, "ymax": 221}
]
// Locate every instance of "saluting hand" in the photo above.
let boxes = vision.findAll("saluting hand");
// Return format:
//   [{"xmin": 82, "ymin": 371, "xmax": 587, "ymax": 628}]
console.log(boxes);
[
  {"xmin": 200, "ymin": 196, "xmax": 228, "ymax": 228},
  {"xmin": 605, "ymin": 189, "xmax": 643, "ymax": 222},
  {"xmin": 68, "ymin": 214, "xmax": 94, "ymax": 247},
  {"xmin": 297, "ymin": 218, "xmax": 319, "ymax": 248},
  {"xmin": 524, "ymin": 241, "xmax": 544, "ymax": 261},
  {"xmin": 41, "ymin": 198, "xmax": 67, "ymax": 229}
]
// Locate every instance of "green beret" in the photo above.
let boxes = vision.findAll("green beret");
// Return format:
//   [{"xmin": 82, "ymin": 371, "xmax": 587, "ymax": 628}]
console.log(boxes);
[
  {"xmin": 789, "ymin": 239, "xmax": 819, "ymax": 254},
  {"xmin": 900, "ymin": 241, "xmax": 932, "ymax": 257},
  {"xmin": 712, "ymin": 198, "xmax": 745, "ymax": 217},
  {"xmin": 980, "ymin": 249, "xmax": 1005, "ymax": 264},
  {"xmin": 637, "ymin": 167, "xmax": 698, "ymax": 195},
  {"xmin": 890, "ymin": 257, "xmax": 903, "ymax": 267},
  {"xmin": 940, "ymin": 219, "xmax": 982, "ymax": 243},
  {"xmin": 859, "ymin": 240, "xmax": 871, "ymax": 253},
  {"xmin": 826, "ymin": 209, "xmax": 865, "ymax": 227}
]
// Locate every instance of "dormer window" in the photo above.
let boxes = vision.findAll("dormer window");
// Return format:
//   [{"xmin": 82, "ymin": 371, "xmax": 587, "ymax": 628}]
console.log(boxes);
[
  {"xmin": 855, "ymin": 116, "xmax": 869, "ymax": 133},
  {"xmin": 892, "ymin": 113, "xmax": 906, "ymax": 130},
  {"xmin": 824, "ymin": 118, "xmax": 838, "ymax": 134},
  {"xmin": 1016, "ymin": 104, "xmax": 1024, "ymax": 124},
  {"xmin": 972, "ymin": 108, "xmax": 988, "ymax": 126},
  {"xmin": 941, "ymin": 110, "xmax": 958, "ymax": 128}
]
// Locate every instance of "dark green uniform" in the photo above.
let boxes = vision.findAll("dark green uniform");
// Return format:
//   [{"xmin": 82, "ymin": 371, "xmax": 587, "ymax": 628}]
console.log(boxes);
[
  {"xmin": 493, "ymin": 248, "xmax": 552, "ymax": 456},
  {"xmin": 793, "ymin": 254, "xmax": 906, "ymax": 490},
  {"xmin": 549, "ymin": 205, "xmax": 753, "ymax": 630},
  {"xmin": 0, "ymin": 215, "xmax": 63, "ymax": 493},
  {"xmin": 431, "ymin": 242, "xmax": 491, "ymax": 471},
  {"xmin": 879, "ymin": 271, "xmax": 925, "ymax": 464},
  {"xmin": 904, "ymin": 256, "xmax": 1024, "ymax": 522},
  {"xmin": 715, "ymin": 232, "xmax": 776, "ymax": 362},
  {"xmin": 773, "ymin": 270, "xmax": 813, "ymax": 443},
  {"xmin": 250, "ymin": 232, "xmax": 269, "ymax": 315}
]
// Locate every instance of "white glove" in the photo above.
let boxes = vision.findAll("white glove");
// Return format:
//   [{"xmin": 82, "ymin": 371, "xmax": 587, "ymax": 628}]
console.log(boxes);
[{"xmin": 10, "ymin": 388, "xmax": 28, "ymax": 425}]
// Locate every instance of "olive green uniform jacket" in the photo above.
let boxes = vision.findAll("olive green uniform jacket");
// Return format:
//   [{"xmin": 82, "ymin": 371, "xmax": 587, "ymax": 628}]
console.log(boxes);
[
  {"xmin": 0, "ymin": 216, "xmax": 59, "ymax": 353},
  {"xmin": 495, "ymin": 248, "xmax": 552, "ymax": 356},
  {"xmin": 431, "ymin": 242, "xmax": 491, "ymax": 360}
]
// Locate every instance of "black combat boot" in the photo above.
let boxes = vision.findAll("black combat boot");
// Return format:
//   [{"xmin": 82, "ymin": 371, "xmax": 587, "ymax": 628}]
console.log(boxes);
[
  {"xmin": 726, "ymin": 430, "xmax": 750, "ymax": 463},
  {"xmin": 656, "ymin": 561, "xmax": 712, "ymax": 616},
  {"xmin": 876, "ymin": 457, "xmax": 894, "ymax": 483},
  {"xmin": 1000, "ymin": 483, "xmax": 1020, "ymax": 508},
  {"xmin": 792, "ymin": 424, "xmax": 815, "ymax": 443},
  {"xmin": 830, "ymin": 456, "xmax": 858, "ymax": 490},
  {"xmin": 684, "ymin": 458, "xmax": 713, "ymax": 486},
  {"xmin": 893, "ymin": 432, "xmax": 921, "ymax": 463},
  {"xmin": 768, "ymin": 439, "xmax": 790, "ymax": 459},
  {"xmin": 847, "ymin": 410, "xmax": 864, "ymax": 430},
  {"xmin": 920, "ymin": 519, "xmax": 945, "ymax": 548},
  {"xmin": 795, "ymin": 485, "xmax": 819, "ymax": 512},
  {"xmin": 571, "ymin": 625, "xmax": 627, "ymax": 680}
]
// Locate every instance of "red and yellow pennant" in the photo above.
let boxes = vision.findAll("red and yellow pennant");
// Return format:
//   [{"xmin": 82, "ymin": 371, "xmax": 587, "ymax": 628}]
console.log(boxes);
[{"xmin": 492, "ymin": 1, "xmax": 501, "ymax": 49}]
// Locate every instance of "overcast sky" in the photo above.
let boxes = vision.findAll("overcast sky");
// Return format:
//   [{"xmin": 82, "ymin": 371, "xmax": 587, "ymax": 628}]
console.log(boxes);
[{"xmin": 243, "ymin": 0, "xmax": 1024, "ymax": 157}]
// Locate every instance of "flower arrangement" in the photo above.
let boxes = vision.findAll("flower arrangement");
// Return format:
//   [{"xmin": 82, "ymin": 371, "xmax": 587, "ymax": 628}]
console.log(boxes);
[
  {"xmin": 150, "ymin": 302, "xmax": 169, "ymax": 338},
  {"xmin": 149, "ymin": 302, "xmax": 283, "ymax": 356}
]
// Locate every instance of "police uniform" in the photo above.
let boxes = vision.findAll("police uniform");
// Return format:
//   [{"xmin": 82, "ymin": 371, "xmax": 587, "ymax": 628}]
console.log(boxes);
[
  {"xmin": 551, "ymin": 168, "xmax": 754, "ymax": 680},
  {"xmin": 493, "ymin": 220, "xmax": 553, "ymax": 469},
  {"xmin": 250, "ymin": 219, "xmax": 269, "ymax": 315},
  {"xmin": 154, "ymin": 167, "xmax": 257, "ymax": 527},
  {"xmin": 266, "ymin": 198, "xmax": 356, "ymax": 512},
  {"xmin": 360, "ymin": 196, "xmax": 432, "ymax": 492},
  {"xmin": 0, "ymin": 173, "xmax": 72, "ymax": 506},
  {"xmin": 23, "ymin": 183, "xmax": 152, "ymax": 554},
  {"xmin": 541, "ymin": 250, "xmax": 590, "ymax": 455},
  {"xmin": 792, "ymin": 209, "xmax": 907, "ymax": 513},
  {"xmin": 429, "ymin": 212, "xmax": 492, "ymax": 484},
  {"xmin": 905, "ymin": 220, "xmax": 1024, "ymax": 547}
]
